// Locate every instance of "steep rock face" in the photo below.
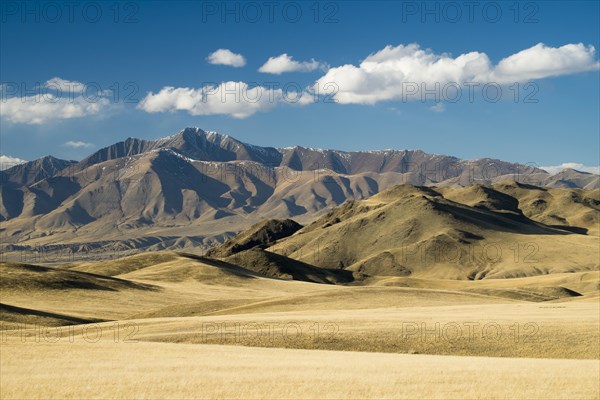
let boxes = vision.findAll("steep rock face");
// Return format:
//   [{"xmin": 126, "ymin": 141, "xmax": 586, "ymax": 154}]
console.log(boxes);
[
  {"xmin": 158, "ymin": 128, "xmax": 283, "ymax": 165},
  {"xmin": 79, "ymin": 137, "xmax": 154, "ymax": 168},
  {"xmin": 1, "ymin": 156, "xmax": 76, "ymax": 188},
  {"xmin": 206, "ymin": 219, "xmax": 303, "ymax": 258},
  {"xmin": 223, "ymin": 248, "xmax": 354, "ymax": 284},
  {"xmin": 0, "ymin": 156, "xmax": 77, "ymax": 221},
  {"xmin": 78, "ymin": 128, "xmax": 283, "ymax": 169}
]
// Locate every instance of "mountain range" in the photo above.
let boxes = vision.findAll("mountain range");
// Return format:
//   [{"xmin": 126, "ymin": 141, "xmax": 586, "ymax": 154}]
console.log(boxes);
[{"xmin": 1, "ymin": 127, "xmax": 598, "ymax": 260}]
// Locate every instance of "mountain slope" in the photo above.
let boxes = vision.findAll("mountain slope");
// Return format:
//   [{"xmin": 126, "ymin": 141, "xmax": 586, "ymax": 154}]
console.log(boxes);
[
  {"xmin": 1, "ymin": 127, "xmax": 598, "ymax": 258},
  {"xmin": 268, "ymin": 184, "xmax": 600, "ymax": 280},
  {"xmin": 0, "ymin": 156, "xmax": 77, "ymax": 221},
  {"xmin": 0, "ymin": 156, "xmax": 76, "ymax": 188}
]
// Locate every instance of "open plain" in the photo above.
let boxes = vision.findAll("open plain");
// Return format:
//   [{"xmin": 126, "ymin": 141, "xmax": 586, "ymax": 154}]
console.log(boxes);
[{"xmin": 1, "ymin": 244, "xmax": 599, "ymax": 399}]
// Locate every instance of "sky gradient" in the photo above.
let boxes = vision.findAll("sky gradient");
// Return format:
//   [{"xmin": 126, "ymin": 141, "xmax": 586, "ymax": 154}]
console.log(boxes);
[{"xmin": 1, "ymin": 1, "xmax": 599, "ymax": 172}]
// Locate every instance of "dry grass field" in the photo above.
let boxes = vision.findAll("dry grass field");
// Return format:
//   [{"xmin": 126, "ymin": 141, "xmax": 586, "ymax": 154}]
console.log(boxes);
[
  {"xmin": 1, "ymin": 249, "xmax": 599, "ymax": 399},
  {"xmin": 2, "ymin": 338, "xmax": 598, "ymax": 400}
]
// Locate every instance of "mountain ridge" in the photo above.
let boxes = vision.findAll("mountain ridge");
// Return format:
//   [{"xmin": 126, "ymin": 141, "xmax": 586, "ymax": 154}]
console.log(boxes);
[{"xmin": 5, "ymin": 127, "xmax": 599, "ymax": 180}]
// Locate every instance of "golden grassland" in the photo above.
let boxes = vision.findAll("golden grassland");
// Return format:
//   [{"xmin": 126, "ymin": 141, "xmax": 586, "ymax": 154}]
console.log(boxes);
[
  {"xmin": 1, "ymin": 338, "xmax": 598, "ymax": 400},
  {"xmin": 0, "ymin": 251, "xmax": 599, "ymax": 399},
  {"xmin": 120, "ymin": 301, "xmax": 600, "ymax": 359}
]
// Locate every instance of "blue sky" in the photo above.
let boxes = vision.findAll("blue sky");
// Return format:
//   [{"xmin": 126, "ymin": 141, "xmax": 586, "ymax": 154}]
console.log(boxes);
[{"xmin": 1, "ymin": 1, "xmax": 599, "ymax": 172}]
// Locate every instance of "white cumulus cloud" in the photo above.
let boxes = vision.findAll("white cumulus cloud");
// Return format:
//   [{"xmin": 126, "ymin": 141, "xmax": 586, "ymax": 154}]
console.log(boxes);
[
  {"xmin": 1, "ymin": 95, "xmax": 109, "ymax": 124},
  {"xmin": 44, "ymin": 77, "xmax": 86, "ymax": 93},
  {"xmin": 541, "ymin": 163, "xmax": 600, "ymax": 175},
  {"xmin": 490, "ymin": 43, "xmax": 599, "ymax": 82},
  {"xmin": 63, "ymin": 141, "xmax": 94, "ymax": 149},
  {"xmin": 207, "ymin": 49, "xmax": 246, "ymax": 67},
  {"xmin": 258, "ymin": 54, "xmax": 326, "ymax": 74},
  {"xmin": 138, "ymin": 81, "xmax": 311, "ymax": 119},
  {"xmin": 0, "ymin": 77, "xmax": 111, "ymax": 124},
  {"xmin": 0, "ymin": 155, "xmax": 27, "ymax": 170},
  {"xmin": 312, "ymin": 42, "xmax": 599, "ymax": 105}
]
